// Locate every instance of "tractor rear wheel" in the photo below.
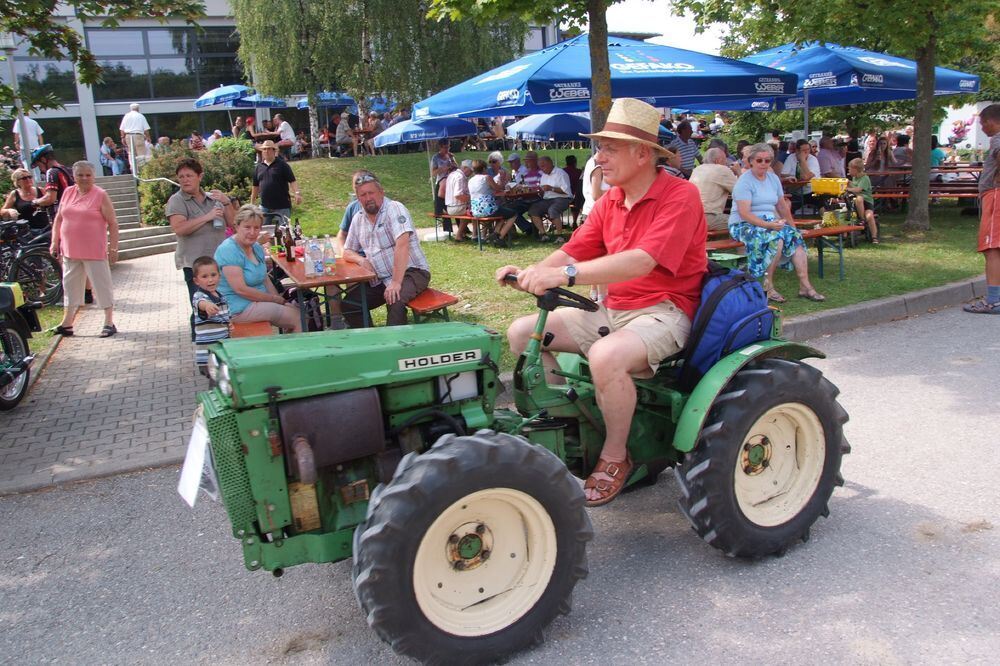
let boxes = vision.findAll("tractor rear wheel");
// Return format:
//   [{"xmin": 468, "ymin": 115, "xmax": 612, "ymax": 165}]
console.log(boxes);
[
  {"xmin": 675, "ymin": 358, "xmax": 850, "ymax": 558},
  {"xmin": 352, "ymin": 431, "xmax": 592, "ymax": 665}
]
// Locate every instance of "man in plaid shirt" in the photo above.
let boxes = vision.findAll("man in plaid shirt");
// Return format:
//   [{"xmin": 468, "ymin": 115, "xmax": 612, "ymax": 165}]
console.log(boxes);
[{"xmin": 342, "ymin": 172, "xmax": 431, "ymax": 327}]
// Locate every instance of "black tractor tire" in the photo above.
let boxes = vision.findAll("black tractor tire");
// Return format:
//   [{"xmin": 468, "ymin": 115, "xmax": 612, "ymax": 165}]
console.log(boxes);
[
  {"xmin": 675, "ymin": 358, "xmax": 850, "ymax": 558},
  {"xmin": 0, "ymin": 325, "xmax": 30, "ymax": 410},
  {"xmin": 9, "ymin": 250, "xmax": 62, "ymax": 306},
  {"xmin": 352, "ymin": 430, "xmax": 592, "ymax": 665}
]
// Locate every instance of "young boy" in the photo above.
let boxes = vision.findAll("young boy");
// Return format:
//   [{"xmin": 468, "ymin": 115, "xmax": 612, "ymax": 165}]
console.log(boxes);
[
  {"xmin": 964, "ymin": 104, "xmax": 1000, "ymax": 315},
  {"xmin": 191, "ymin": 255, "xmax": 231, "ymax": 372}
]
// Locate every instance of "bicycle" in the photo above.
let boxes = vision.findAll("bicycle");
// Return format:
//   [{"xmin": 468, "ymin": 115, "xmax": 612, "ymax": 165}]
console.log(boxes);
[{"xmin": 0, "ymin": 220, "xmax": 63, "ymax": 306}]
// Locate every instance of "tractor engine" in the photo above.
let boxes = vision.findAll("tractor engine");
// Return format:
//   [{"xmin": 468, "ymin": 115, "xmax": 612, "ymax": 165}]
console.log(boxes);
[{"xmin": 197, "ymin": 322, "xmax": 503, "ymax": 572}]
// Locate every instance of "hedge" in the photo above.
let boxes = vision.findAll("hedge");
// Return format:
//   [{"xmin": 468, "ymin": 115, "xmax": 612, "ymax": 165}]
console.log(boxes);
[{"xmin": 138, "ymin": 139, "xmax": 255, "ymax": 227}]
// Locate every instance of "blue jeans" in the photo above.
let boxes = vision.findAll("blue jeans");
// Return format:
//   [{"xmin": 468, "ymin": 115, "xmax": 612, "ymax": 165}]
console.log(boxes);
[{"xmin": 261, "ymin": 206, "xmax": 291, "ymax": 228}]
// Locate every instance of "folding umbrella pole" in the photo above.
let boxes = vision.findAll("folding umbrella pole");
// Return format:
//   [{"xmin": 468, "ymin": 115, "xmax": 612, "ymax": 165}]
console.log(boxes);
[
  {"xmin": 425, "ymin": 142, "xmax": 437, "ymax": 241},
  {"xmin": 803, "ymin": 89, "xmax": 810, "ymax": 136}
]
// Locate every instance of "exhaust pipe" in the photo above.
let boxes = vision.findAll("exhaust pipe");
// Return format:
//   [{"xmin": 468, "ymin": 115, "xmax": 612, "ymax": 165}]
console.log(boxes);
[{"xmin": 0, "ymin": 354, "xmax": 34, "ymax": 389}]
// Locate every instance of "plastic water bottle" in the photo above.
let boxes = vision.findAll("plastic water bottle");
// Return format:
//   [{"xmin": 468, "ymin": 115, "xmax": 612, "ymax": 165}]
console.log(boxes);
[
  {"xmin": 304, "ymin": 237, "xmax": 323, "ymax": 276},
  {"xmin": 323, "ymin": 234, "xmax": 337, "ymax": 275}
]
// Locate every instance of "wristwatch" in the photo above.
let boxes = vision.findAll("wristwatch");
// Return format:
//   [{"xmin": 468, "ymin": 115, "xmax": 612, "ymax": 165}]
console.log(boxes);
[{"xmin": 562, "ymin": 264, "xmax": 577, "ymax": 287}]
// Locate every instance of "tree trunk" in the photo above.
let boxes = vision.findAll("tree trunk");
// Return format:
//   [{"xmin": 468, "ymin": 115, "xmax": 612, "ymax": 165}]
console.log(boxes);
[
  {"xmin": 904, "ymin": 32, "xmax": 937, "ymax": 231},
  {"xmin": 308, "ymin": 95, "xmax": 321, "ymax": 158},
  {"xmin": 587, "ymin": 0, "xmax": 611, "ymax": 133},
  {"xmin": 358, "ymin": 3, "xmax": 372, "ymax": 120}
]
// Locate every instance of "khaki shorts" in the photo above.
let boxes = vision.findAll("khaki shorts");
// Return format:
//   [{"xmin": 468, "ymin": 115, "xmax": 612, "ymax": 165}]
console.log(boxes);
[{"xmin": 559, "ymin": 299, "xmax": 691, "ymax": 374}]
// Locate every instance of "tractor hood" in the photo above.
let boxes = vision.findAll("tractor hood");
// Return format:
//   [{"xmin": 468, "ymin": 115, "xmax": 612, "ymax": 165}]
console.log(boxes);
[{"xmin": 210, "ymin": 322, "xmax": 503, "ymax": 408}]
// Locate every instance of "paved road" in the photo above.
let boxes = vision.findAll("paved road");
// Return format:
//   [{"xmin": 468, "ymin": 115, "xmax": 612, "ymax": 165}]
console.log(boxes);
[{"xmin": 1, "ymin": 306, "xmax": 997, "ymax": 664}]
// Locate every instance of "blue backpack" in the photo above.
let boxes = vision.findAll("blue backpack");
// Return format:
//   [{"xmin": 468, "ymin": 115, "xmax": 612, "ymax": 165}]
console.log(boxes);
[{"xmin": 677, "ymin": 263, "xmax": 774, "ymax": 390}]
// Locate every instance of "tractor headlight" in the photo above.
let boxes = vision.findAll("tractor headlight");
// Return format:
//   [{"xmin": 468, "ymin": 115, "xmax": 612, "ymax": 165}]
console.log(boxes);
[
  {"xmin": 217, "ymin": 378, "xmax": 232, "ymax": 397},
  {"xmin": 207, "ymin": 354, "xmax": 220, "ymax": 381},
  {"xmin": 219, "ymin": 362, "xmax": 230, "ymax": 383}
]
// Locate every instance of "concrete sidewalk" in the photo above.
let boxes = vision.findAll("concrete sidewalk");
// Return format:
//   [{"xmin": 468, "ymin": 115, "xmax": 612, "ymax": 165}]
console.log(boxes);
[
  {"xmin": 0, "ymin": 253, "xmax": 201, "ymax": 494},
  {"xmin": 0, "ymin": 247, "xmax": 987, "ymax": 495}
]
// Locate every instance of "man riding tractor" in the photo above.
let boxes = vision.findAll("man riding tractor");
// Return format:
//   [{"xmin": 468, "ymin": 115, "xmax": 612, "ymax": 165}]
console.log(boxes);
[{"xmin": 497, "ymin": 98, "xmax": 708, "ymax": 506}]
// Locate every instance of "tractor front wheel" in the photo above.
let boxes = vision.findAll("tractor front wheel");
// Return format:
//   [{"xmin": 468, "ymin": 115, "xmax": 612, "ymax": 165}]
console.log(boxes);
[
  {"xmin": 675, "ymin": 358, "xmax": 850, "ymax": 558},
  {"xmin": 352, "ymin": 431, "xmax": 592, "ymax": 665}
]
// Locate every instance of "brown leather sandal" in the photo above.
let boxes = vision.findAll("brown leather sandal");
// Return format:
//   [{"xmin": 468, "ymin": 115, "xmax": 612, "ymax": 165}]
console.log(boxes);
[{"xmin": 583, "ymin": 455, "xmax": 634, "ymax": 507}]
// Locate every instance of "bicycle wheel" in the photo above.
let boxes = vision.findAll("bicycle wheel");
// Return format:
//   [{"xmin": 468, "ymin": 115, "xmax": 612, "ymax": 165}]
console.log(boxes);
[{"xmin": 9, "ymin": 250, "xmax": 62, "ymax": 306}]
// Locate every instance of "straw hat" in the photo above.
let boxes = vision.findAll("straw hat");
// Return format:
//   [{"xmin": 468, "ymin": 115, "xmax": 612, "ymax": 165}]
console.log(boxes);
[
  {"xmin": 581, "ymin": 98, "xmax": 671, "ymax": 155},
  {"xmin": 260, "ymin": 140, "xmax": 278, "ymax": 150}
]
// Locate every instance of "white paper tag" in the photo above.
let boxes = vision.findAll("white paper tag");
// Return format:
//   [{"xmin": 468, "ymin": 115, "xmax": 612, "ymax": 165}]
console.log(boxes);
[{"xmin": 178, "ymin": 412, "xmax": 210, "ymax": 508}]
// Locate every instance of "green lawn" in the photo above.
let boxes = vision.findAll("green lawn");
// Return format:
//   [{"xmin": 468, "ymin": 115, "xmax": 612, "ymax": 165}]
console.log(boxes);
[{"xmin": 276, "ymin": 153, "xmax": 984, "ymax": 368}]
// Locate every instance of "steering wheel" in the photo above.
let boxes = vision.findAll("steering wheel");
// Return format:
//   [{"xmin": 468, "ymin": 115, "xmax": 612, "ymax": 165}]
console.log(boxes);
[{"xmin": 504, "ymin": 274, "xmax": 599, "ymax": 312}]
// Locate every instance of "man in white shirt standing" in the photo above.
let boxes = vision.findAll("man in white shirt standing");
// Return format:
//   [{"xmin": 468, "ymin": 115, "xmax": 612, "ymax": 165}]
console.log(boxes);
[
  {"xmin": 12, "ymin": 114, "xmax": 44, "ymax": 153},
  {"xmin": 274, "ymin": 113, "xmax": 295, "ymax": 157},
  {"xmin": 528, "ymin": 155, "xmax": 574, "ymax": 240},
  {"xmin": 445, "ymin": 159, "xmax": 473, "ymax": 241},
  {"xmin": 119, "ymin": 103, "xmax": 151, "ymax": 173}
]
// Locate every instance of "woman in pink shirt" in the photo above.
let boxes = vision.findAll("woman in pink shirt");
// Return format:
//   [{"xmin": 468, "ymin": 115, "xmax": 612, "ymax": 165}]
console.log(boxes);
[{"xmin": 49, "ymin": 161, "xmax": 120, "ymax": 337}]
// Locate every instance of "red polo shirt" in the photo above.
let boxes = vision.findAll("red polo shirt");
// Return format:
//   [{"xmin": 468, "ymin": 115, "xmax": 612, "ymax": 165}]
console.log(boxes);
[{"xmin": 562, "ymin": 169, "xmax": 707, "ymax": 319}]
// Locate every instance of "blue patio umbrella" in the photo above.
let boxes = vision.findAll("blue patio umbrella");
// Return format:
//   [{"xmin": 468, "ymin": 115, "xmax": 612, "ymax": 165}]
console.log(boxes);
[
  {"xmin": 506, "ymin": 113, "xmax": 591, "ymax": 142},
  {"xmin": 412, "ymin": 34, "xmax": 796, "ymax": 119},
  {"xmin": 702, "ymin": 42, "xmax": 981, "ymax": 129},
  {"xmin": 373, "ymin": 117, "xmax": 478, "ymax": 148},
  {"xmin": 226, "ymin": 93, "xmax": 288, "ymax": 109},
  {"xmin": 193, "ymin": 84, "xmax": 253, "ymax": 109},
  {"xmin": 296, "ymin": 92, "xmax": 396, "ymax": 114}
]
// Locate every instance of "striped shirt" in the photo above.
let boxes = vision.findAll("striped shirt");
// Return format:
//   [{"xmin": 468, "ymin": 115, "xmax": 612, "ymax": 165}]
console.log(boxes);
[
  {"xmin": 346, "ymin": 197, "xmax": 430, "ymax": 286},
  {"xmin": 667, "ymin": 137, "xmax": 701, "ymax": 171},
  {"xmin": 192, "ymin": 289, "xmax": 230, "ymax": 366}
]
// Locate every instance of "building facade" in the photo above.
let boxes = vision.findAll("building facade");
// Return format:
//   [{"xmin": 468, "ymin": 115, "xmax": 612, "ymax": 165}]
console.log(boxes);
[{"xmin": 1, "ymin": 2, "xmax": 561, "ymax": 166}]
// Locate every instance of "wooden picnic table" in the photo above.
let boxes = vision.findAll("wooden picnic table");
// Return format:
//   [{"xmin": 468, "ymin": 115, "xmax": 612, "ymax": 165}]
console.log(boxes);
[{"xmin": 269, "ymin": 247, "xmax": 377, "ymax": 330}]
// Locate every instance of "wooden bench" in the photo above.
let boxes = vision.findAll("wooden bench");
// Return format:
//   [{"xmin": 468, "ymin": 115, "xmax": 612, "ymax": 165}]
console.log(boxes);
[
  {"xmin": 408, "ymin": 287, "xmax": 460, "ymax": 323},
  {"xmin": 231, "ymin": 321, "xmax": 274, "ymax": 338},
  {"xmin": 427, "ymin": 213, "xmax": 504, "ymax": 251},
  {"xmin": 706, "ymin": 224, "xmax": 864, "ymax": 281}
]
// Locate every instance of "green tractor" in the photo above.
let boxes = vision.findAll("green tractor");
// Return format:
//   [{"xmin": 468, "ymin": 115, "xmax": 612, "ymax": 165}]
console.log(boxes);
[{"xmin": 182, "ymin": 282, "xmax": 848, "ymax": 664}]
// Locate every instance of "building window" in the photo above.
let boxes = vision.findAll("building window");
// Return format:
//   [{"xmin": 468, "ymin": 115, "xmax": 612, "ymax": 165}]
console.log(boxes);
[
  {"xmin": 86, "ymin": 27, "xmax": 242, "ymax": 102},
  {"xmin": 0, "ymin": 36, "xmax": 79, "ymax": 104}
]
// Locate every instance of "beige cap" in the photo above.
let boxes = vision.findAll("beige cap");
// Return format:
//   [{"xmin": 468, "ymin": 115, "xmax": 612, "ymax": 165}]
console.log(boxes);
[
  {"xmin": 581, "ymin": 98, "xmax": 671, "ymax": 156},
  {"xmin": 260, "ymin": 140, "xmax": 278, "ymax": 150}
]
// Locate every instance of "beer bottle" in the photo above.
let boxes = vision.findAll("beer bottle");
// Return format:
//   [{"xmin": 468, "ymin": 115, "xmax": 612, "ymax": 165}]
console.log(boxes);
[
  {"xmin": 293, "ymin": 218, "xmax": 303, "ymax": 241},
  {"xmin": 284, "ymin": 226, "xmax": 295, "ymax": 262}
]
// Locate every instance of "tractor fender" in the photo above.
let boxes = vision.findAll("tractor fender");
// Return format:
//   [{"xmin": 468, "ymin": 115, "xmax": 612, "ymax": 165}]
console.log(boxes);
[{"xmin": 672, "ymin": 340, "xmax": 825, "ymax": 453}]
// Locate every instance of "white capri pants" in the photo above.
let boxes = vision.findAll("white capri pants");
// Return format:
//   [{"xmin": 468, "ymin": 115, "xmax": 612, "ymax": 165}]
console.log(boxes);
[
  {"xmin": 63, "ymin": 258, "xmax": 114, "ymax": 309},
  {"xmin": 231, "ymin": 301, "xmax": 301, "ymax": 331}
]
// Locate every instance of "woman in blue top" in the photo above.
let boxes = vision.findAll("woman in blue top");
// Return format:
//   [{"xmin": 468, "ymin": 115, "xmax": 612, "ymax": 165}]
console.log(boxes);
[
  {"xmin": 216, "ymin": 205, "xmax": 302, "ymax": 332},
  {"xmin": 729, "ymin": 143, "xmax": 825, "ymax": 303}
]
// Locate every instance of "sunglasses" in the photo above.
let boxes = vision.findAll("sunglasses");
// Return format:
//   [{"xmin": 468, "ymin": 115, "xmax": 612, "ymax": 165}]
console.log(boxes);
[
  {"xmin": 354, "ymin": 173, "xmax": 378, "ymax": 186},
  {"xmin": 753, "ymin": 158, "xmax": 772, "ymax": 164},
  {"xmin": 17, "ymin": 176, "xmax": 32, "ymax": 181}
]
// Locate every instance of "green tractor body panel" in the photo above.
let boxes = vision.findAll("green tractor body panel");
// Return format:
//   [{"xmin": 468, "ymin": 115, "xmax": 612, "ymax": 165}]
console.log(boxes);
[
  {"xmin": 671, "ymin": 340, "xmax": 825, "ymax": 452},
  {"xmin": 213, "ymin": 323, "xmax": 502, "ymax": 408}
]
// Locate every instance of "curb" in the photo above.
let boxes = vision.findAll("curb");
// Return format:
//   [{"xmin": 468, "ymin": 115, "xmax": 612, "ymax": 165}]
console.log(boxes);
[
  {"xmin": 25, "ymin": 327, "xmax": 64, "ymax": 394},
  {"xmin": 782, "ymin": 276, "xmax": 985, "ymax": 341}
]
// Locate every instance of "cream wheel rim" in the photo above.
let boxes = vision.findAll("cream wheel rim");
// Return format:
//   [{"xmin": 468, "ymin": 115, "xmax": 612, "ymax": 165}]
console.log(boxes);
[
  {"xmin": 413, "ymin": 488, "xmax": 557, "ymax": 637},
  {"xmin": 734, "ymin": 402, "xmax": 825, "ymax": 527}
]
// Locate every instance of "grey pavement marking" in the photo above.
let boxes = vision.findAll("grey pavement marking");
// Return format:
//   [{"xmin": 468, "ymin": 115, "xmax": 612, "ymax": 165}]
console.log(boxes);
[
  {"xmin": 0, "ymin": 253, "xmax": 200, "ymax": 494},
  {"xmin": 0, "ymin": 306, "xmax": 997, "ymax": 663}
]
